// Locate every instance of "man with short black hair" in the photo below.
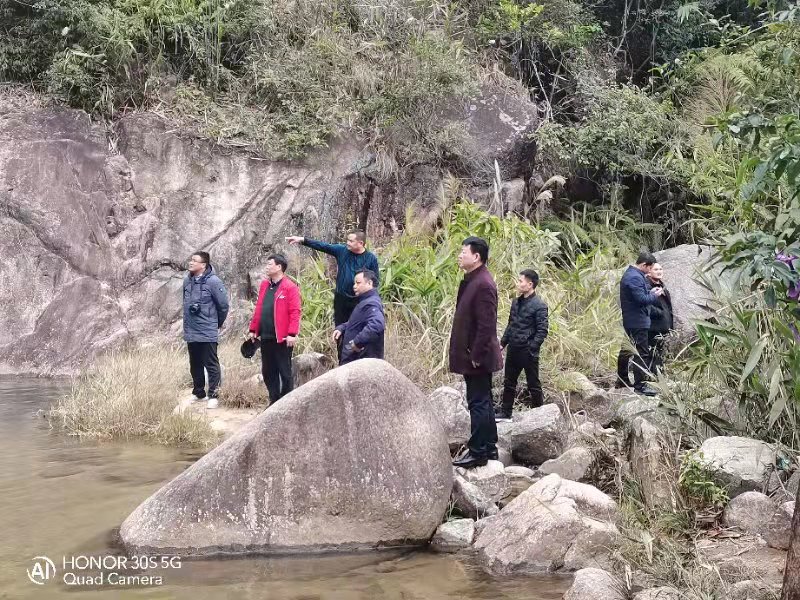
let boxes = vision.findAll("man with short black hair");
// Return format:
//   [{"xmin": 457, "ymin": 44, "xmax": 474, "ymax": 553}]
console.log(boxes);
[
  {"xmin": 333, "ymin": 269, "xmax": 385, "ymax": 364},
  {"xmin": 183, "ymin": 251, "xmax": 229, "ymax": 409},
  {"xmin": 449, "ymin": 236, "xmax": 503, "ymax": 469},
  {"xmin": 286, "ymin": 230, "xmax": 379, "ymax": 358},
  {"xmin": 617, "ymin": 251, "xmax": 664, "ymax": 396},
  {"xmin": 497, "ymin": 269, "xmax": 549, "ymax": 421},
  {"xmin": 248, "ymin": 254, "xmax": 302, "ymax": 404}
]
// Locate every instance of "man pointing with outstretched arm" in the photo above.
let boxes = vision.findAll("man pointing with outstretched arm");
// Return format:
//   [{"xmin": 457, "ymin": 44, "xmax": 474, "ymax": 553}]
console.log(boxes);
[{"xmin": 286, "ymin": 230, "xmax": 379, "ymax": 358}]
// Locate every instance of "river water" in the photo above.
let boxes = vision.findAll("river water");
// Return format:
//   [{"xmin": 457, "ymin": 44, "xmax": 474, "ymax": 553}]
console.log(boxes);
[{"xmin": 0, "ymin": 377, "xmax": 570, "ymax": 600}]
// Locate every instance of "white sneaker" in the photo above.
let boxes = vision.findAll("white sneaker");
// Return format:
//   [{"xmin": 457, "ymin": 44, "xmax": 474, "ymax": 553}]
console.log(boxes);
[
  {"xmin": 206, "ymin": 398, "xmax": 219, "ymax": 409},
  {"xmin": 186, "ymin": 395, "xmax": 202, "ymax": 404}
]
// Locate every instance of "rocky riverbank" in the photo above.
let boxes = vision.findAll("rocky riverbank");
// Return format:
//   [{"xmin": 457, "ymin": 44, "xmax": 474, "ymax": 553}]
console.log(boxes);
[{"xmin": 120, "ymin": 356, "xmax": 791, "ymax": 599}]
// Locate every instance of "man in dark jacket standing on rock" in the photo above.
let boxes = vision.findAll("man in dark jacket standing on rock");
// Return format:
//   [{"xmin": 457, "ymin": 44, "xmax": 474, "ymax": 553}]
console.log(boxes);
[
  {"xmin": 286, "ymin": 230, "xmax": 379, "ymax": 359},
  {"xmin": 333, "ymin": 269, "xmax": 385, "ymax": 364},
  {"xmin": 449, "ymin": 236, "xmax": 503, "ymax": 469},
  {"xmin": 183, "ymin": 251, "xmax": 229, "ymax": 409},
  {"xmin": 617, "ymin": 251, "xmax": 663, "ymax": 396},
  {"xmin": 497, "ymin": 269, "xmax": 549, "ymax": 422}
]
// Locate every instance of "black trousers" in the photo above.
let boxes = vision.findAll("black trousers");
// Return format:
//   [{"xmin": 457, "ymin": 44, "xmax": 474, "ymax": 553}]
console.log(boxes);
[
  {"xmin": 464, "ymin": 374, "xmax": 498, "ymax": 459},
  {"xmin": 649, "ymin": 331, "xmax": 667, "ymax": 374},
  {"xmin": 187, "ymin": 342, "xmax": 221, "ymax": 399},
  {"xmin": 333, "ymin": 293, "xmax": 359, "ymax": 360},
  {"xmin": 617, "ymin": 327, "xmax": 652, "ymax": 388},
  {"xmin": 501, "ymin": 348, "xmax": 543, "ymax": 412},
  {"xmin": 261, "ymin": 339, "xmax": 294, "ymax": 403}
]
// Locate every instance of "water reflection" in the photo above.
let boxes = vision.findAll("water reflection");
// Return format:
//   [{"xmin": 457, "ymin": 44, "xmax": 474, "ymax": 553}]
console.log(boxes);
[{"xmin": 0, "ymin": 377, "xmax": 570, "ymax": 600}]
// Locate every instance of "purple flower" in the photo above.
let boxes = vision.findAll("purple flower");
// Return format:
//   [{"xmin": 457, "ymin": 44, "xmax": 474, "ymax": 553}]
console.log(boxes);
[{"xmin": 777, "ymin": 253, "xmax": 800, "ymax": 300}]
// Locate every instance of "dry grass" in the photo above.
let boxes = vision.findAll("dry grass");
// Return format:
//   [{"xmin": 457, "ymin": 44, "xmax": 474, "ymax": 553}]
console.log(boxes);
[{"xmin": 50, "ymin": 344, "xmax": 219, "ymax": 447}]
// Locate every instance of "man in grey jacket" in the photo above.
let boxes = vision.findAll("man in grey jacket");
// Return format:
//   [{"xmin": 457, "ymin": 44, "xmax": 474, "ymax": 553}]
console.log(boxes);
[{"xmin": 183, "ymin": 251, "xmax": 229, "ymax": 408}]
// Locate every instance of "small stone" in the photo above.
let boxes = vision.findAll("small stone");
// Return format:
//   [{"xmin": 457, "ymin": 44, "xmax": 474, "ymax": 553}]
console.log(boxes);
[
  {"xmin": 452, "ymin": 474, "xmax": 498, "ymax": 520},
  {"xmin": 539, "ymin": 447, "xmax": 593, "ymax": 482},
  {"xmin": 763, "ymin": 501, "xmax": 794, "ymax": 550},
  {"xmin": 511, "ymin": 403, "xmax": 567, "ymax": 465},
  {"xmin": 563, "ymin": 568, "xmax": 626, "ymax": 600},
  {"xmin": 430, "ymin": 519, "xmax": 475, "ymax": 552}
]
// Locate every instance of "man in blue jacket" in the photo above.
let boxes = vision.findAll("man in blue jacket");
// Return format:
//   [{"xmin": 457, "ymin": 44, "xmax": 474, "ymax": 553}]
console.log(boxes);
[
  {"xmin": 183, "ymin": 251, "xmax": 230, "ymax": 409},
  {"xmin": 332, "ymin": 269, "xmax": 385, "ymax": 364},
  {"xmin": 617, "ymin": 251, "xmax": 663, "ymax": 397},
  {"xmin": 286, "ymin": 230, "xmax": 379, "ymax": 358}
]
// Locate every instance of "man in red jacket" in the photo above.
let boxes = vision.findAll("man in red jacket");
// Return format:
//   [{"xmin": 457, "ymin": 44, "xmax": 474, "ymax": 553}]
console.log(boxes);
[
  {"xmin": 248, "ymin": 254, "xmax": 302, "ymax": 404},
  {"xmin": 449, "ymin": 236, "xmax": 503, "ymax": 469}
]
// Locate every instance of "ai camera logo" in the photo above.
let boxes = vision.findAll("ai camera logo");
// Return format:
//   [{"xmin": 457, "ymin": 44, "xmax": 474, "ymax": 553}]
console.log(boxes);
[{"xmin": 28, "ymin": 556, "xmax": 56, "ymax": 585}]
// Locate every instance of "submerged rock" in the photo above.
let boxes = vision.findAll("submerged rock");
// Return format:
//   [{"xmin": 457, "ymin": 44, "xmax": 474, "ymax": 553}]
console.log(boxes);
[{"xmin": 120, "ymin": 360, "xmax": 452, "ymax": 555}]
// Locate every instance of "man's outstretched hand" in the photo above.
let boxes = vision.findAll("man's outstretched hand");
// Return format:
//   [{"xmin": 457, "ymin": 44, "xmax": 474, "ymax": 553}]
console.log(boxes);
[{"xmin": 285, "ymin": 235, "xmax": 304, "ymax": 245}]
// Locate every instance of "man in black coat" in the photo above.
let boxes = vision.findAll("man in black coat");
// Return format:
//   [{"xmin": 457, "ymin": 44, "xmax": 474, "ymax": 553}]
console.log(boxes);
[
  {"xmin": 497, "ymin": 269, "xmax": 549, "ymax": 421},
  {"xmin": 617, "ymin": 251, "xmax": 664, "ymax": 396},
  {"xmin": 449, "ymin": 237, "xmax": 503, "ymax": 469}
]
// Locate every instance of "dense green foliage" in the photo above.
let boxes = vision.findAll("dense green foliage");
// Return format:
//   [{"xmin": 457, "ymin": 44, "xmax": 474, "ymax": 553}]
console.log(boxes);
[{"xmin": 5, "ymin": 0, "xmax": 800, "ymax": 449}]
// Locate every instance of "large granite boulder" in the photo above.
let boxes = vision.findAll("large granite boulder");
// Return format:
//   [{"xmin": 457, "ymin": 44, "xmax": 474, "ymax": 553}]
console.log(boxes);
[
  {"xmin": 120, "ymin": 360, "xmax": 452, "ymax": 555},
  {"xmin": 474, "ymin": 474, "xmax": 618, "ymax": 574},
  {"xmin": 436, "ymin": 81, "xmax": 538, "ymax": 182},
  {"xmin": 512, "ymin": 403, "xmax": 568, "ymax": 465},
  {"xmin": 698, "ymin": 436, "xmax": 775, "ymax": 497},
  {"xmin": 653, "ymin": 244, "xmax": 717, "ymax": 337}
]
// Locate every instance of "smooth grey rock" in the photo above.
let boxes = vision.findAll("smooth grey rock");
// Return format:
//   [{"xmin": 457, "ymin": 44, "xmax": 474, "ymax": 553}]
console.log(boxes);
[
  {"xmin": 563, "ymin": 568, "xmax": 626, "ymax": 600},
  {"xmin": 628, "ymin": 417, "xmax": 672, "ymax": 509},
  {"xmin": 633, "ymin": 588, "xmax": 681, "ymax": 600},
  {"xmin": 698, "ymin": 436, "xmax": 776, "ymax": 497},
  {"xmin": 763, "ymin": 500, "xmax": 794, "ymax": 550},
  {"xmin": 654, "ymin": 245, "xmax": 718, "ymax": 338},
  {"xmin": 451, "ymin": 474, "xmax": 499, "ymax": 520},
  {"xmin": 723, "ymin": 491, "xmax": 776, "ymax": 535},
  {"xmin": 120, "ymin": 360, "xmax": 452, "ymax": 555},
  {"xmin": 428, "ymin": 386, "xmax": 470, "ymax": 451},
  {"xmin": 430, "ymin": 519, "xmax": 474, "ymax": 552},
  {"xmin": 474, "ymin": 474, "xmax": 618, "ymax": 574},
  {"xmin": 457, "ymin": 460, "xmax": 509, "ymax": 504},
  {"xmin": 292, "ymin": 352, "xmax": 334, "ymax": 388},
  {"xmin": 504, "ymin": 465, "xmax": 535, "ymax": 477},
  {"xmin": 556, "ymin": 372, "xmax": 614, "ymax": 427},
  {"xmin": 511, "ymin": 403, "xmax": 567, "ymax": 465},
  {"xmin": 474, "ymin": 514, "xmax": 499, "ymax": 539},
  {"xmin": 729, "ymin": 579, "xmax": 781, "ymax": 600},
  {"xmin": 539, "ymin": 447, "xmax": 594, "ymax": 482}
]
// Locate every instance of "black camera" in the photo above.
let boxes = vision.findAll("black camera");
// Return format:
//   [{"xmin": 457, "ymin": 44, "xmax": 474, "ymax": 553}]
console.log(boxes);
[{"xmin": 189, "ymin": 303, "xmax": 201, "ymax": 315}]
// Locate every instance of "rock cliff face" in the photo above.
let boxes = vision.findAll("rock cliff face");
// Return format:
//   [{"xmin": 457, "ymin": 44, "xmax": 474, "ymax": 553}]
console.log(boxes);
[{"xmin": 0, "ymin": 88, "xmax": 539, "ymax": 374}]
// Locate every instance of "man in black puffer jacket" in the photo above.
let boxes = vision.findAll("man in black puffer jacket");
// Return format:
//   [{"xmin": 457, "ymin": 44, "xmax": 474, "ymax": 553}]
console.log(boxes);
[{"xmin": 497, "ymin": 269, "xmax": 549, "ymax": 421}]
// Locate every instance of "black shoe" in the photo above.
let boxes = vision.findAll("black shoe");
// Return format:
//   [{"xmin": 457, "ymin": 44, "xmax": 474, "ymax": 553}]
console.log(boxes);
[
  {"xmin": 634, "ymin": 384, "xmax": 658, "ymax": 397},
  {"xmin": 495, "ymin": 410, "xmax": 512, "ymax": 422},
  {"xmin": 488, "ymin": 448, "xmax": 499, "ymax": 461},
  {"xmin": 614, "ymin": 379, "xmax": 632, "ymax": 389},
  {"xmin": 452, "ymin": 453, "xmax": 488, "ymax": 469}
]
